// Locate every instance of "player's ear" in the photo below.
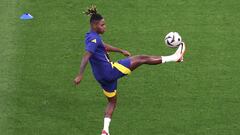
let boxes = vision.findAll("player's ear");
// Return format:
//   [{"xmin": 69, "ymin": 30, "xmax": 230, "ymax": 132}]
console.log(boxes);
[{"xmin": 92, "ymin": 22, "xmax": 98, "ymax": 29}]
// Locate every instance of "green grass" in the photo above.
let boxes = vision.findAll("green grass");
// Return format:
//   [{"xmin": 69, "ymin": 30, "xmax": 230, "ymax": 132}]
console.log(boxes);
[{"xmin": 1, "ymin": 0, "xmax": 240, "ymax": 135}]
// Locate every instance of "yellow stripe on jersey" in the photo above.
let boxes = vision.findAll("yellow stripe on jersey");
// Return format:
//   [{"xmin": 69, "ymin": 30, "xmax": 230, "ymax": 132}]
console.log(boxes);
[
  {"xmin": 103, "ymin": 90, "xmax": 117, "ymax": 98},
  {"xmin": 112, "ymin": 62, "xmax": 131, "ymax": 75}
]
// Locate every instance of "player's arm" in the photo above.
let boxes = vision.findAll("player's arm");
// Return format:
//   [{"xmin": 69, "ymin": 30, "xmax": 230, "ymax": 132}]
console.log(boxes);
[
  {"xmin": 103, "ymin": 43, "xmax": 131, "ymax": 57},
  {"xmin": 74, "ymin": 51, "xmax": 92, "ymax": 85}
]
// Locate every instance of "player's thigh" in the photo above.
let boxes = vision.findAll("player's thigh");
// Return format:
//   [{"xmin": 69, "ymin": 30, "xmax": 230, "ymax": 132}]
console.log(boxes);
[{"xmin": 129, "ymin": 55, "xmax": 148, "ymax": 70}]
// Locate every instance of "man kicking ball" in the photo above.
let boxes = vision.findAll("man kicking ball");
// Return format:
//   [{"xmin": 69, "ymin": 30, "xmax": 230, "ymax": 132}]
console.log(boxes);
[{"xmin": 74, "ymin": 5, "xmax": 186, "ymax": 135}]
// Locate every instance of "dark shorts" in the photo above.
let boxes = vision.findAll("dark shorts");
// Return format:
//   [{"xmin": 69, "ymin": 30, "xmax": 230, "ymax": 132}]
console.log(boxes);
[{"xmin": 98, "ymin": 58, "xmax": 131, "ymax": 97}]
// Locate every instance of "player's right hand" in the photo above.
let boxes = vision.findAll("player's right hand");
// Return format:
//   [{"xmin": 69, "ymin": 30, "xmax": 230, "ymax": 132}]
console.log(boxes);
[
  {"xmin": 121, "ymin": 50, "xmax": 131, "ymax": 57},
  {"xmin": 74, "ymin": 75, "xmax": 83, "ymax": 85}
]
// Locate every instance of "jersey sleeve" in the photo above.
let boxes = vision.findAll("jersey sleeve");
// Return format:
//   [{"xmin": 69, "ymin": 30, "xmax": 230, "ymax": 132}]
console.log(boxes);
[{"xmin": 85, "ymin": 37, "xmax": 99, "ymax": 53}]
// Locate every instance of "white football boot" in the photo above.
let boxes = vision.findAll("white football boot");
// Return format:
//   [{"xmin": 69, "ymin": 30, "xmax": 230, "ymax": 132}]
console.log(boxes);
[{"xmin": 175, "ymin": 42, "xmax": 186, "ymax": 62}]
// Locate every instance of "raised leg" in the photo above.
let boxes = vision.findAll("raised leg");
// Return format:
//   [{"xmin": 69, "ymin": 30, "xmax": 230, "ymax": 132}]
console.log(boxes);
[
  {"xmin": 129, "ymin": 42, "xmax": 186, "ymax": 71},
  {"xmin": 129, "ymin": 55, "xmax": 162, "ymax": 71}
]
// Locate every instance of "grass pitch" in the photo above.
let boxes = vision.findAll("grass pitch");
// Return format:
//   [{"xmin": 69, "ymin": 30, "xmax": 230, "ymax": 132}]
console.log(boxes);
[{"xmin": 1, "ymin": 0, "xmax": 240, "ymax": 135}]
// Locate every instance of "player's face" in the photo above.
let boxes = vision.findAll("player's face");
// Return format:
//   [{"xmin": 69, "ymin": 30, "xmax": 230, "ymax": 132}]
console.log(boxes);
[{"xmin": 96, "ymin": 19, "xmax": 106, "ymax": 34}]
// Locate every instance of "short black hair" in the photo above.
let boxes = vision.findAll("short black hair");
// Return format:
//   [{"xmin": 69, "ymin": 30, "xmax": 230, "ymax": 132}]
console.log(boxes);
[{"xmin": 84, "ymin": 5, "xmax": 103, "ymax": 23}]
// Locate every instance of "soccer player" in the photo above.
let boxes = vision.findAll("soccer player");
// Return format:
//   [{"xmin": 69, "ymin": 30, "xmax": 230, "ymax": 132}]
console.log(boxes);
[{"xmin": 74, "ymin": 5, "xmax": 186, "ymax": 135}]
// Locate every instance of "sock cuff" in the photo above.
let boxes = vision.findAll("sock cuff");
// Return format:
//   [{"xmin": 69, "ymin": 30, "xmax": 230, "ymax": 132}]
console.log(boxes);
[
  {"xmin": 161, "ymin": 56, "xmax": 167, "ymax": 63},
  {"xmin": 104, "ymin": 117, "xmax": 111, "ymax": 122}
]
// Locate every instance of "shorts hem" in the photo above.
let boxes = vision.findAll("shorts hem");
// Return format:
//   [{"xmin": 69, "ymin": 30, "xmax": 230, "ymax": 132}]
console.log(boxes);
[{"xmin": 103, "ymin": 89, "xmax": 117, "ymax": 98}]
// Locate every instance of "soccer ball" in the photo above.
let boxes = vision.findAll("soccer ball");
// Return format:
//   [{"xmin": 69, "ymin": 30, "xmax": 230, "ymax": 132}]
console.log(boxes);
[{"xmin": 164, "ymin": 32, "xmax": 182, "ymax": 48}]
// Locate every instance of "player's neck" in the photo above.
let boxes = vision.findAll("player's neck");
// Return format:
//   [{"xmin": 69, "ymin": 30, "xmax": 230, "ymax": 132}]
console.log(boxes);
[{"xmin": 90, "ymin": 28, "xmax": 100, "ymax": 35}]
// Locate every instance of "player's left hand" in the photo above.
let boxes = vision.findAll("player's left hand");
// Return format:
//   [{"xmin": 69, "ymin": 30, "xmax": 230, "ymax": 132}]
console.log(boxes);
[
  {"xmin": 74, "ymin": 75, "xmax": 83, "ymax": 85},
  {"xmin": 121, "ymin": 50, "xmax": 131, "ymax": 57}
]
